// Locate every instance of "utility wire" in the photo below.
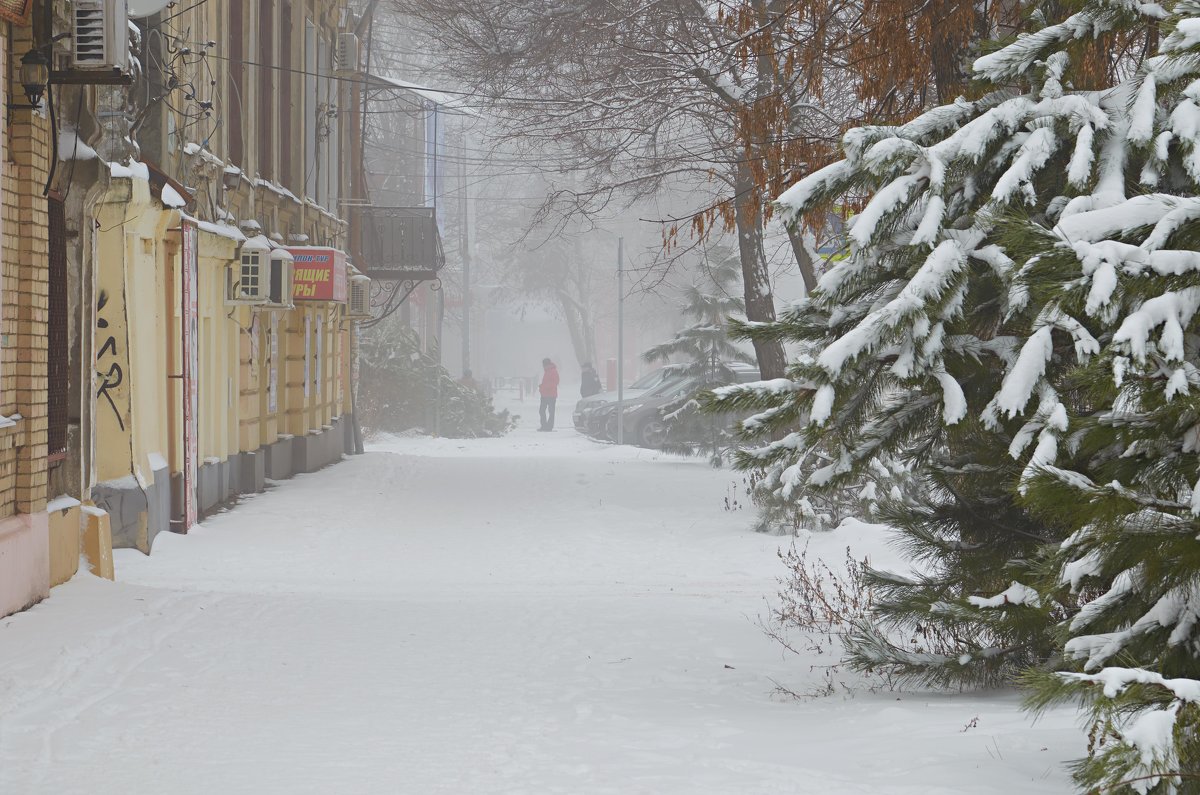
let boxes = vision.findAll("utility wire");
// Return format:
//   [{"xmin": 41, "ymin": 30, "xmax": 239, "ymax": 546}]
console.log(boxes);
[{"xmin": 199, "ymin": 50, "xmax": 589, "ymax": 105}]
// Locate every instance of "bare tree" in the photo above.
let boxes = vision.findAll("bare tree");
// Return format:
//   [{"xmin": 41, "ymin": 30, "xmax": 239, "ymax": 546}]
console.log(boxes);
[
  {"xmin": 383, "ymin": 0, "xmax": 1016, "ymax": 378},
  {"xmin": 384, "ymin": 0, "xmax": 852, "ymax": 377}
]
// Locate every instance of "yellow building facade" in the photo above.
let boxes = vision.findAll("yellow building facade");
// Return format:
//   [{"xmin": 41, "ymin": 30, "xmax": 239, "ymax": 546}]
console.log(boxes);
[
  {"xmin": 0, "ymin": 0, "xmax": 367, "ymax": 620},
  {"xmin": 71, "ymin": 0, "xmax": 360, "ymax": 552}
]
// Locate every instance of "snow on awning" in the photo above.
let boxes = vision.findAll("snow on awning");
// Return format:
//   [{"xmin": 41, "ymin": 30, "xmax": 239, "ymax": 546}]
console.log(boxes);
[{"xmin": 364, "ymin": 73, "xmax": 477, "ymax": 116}]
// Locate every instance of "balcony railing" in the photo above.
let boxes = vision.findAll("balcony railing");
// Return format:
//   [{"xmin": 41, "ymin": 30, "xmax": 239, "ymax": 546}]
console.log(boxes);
[{"xmin": 356, "ymin": 206, "xmax": 445, "ymax": 281}]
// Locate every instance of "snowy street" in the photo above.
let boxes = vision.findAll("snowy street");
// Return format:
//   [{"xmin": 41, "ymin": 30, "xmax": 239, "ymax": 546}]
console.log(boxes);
[{"xmin": 0, "ymin": 406, "xmax": 1079, "ymax": 793}]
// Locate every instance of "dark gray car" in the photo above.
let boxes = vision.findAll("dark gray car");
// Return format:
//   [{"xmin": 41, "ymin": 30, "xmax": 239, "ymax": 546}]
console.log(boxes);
[
  {"xmin": 572, "ymin": 367, "xmax": 676, "ymax": 431},
  {"xmin": 599, "ymin": 362, "xmax": 761, "ymax": 447}
]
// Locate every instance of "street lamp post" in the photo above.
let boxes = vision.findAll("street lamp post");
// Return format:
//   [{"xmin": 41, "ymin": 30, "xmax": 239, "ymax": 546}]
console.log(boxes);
[{"xmin": 616, "ymin": 237, "xmax": 625, "ymax": 445}]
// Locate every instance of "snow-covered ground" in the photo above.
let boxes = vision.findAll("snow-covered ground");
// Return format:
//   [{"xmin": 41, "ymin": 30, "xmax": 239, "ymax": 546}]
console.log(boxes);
[{"xmin": 0, "ymin": 391, "xmax": 1081, "ymax": 793}]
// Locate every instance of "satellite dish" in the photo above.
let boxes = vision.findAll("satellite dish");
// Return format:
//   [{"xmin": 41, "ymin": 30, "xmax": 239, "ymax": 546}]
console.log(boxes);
[{"xmin": 128, "ymin": 0, "xmax": 176, "ymax": 18}]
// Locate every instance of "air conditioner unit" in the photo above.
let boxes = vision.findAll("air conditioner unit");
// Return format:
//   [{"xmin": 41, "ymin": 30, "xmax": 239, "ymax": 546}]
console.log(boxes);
[
  {"xmin": 72, "ymin": 0, "xmax": 130, "ymax": 72},
  {"xmin": 266, "ymin": 249, "xmax": 295, "ymax": 309},
  {"xmin": 334, "ymin": 33, "xmax": 359, "ymax": 76},
  {"xmin": 348, "ymin": 275, "xmax": 371, "ymax": 319},
  {"xmin": 226, "ymin": 247, "xmax": 268, "ymax": 305}
]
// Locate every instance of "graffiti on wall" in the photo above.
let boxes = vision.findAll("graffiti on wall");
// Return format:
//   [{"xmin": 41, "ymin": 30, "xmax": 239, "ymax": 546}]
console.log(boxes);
[{"xmin": 95, "ymin": 290, "xmax": 125, "ymax": 432}]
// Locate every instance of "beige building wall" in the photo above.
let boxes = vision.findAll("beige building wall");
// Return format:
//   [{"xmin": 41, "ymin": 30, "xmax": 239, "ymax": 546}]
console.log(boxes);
[
  {"xmin": 91, "ymin": 178, "xmax": 180, "ymax": 552},
  {"xmin": 82, "ymin": 0, "xmax": 358, "ymax": 552}
]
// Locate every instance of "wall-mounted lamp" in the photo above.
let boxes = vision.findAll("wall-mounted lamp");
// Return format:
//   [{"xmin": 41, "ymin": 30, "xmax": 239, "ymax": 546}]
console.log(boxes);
[{"xmin": 10, "ymin": 49, "xmax": 49, "ymax": 110}]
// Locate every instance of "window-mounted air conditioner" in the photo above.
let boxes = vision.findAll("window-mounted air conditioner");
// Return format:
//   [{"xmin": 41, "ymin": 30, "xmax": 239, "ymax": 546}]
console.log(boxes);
[
  {"xmin": 226, "ymin": 245, "xmax": 268, "ymax": 305},
  {"xmin": 265, "ymin": 249, "xmax": 295, "ymax": 309},
  {"xmin": 72, "ymin": 0, "xmax": 130, "ymax": 72},
  {"xmin": 347, "ymin": 275, "xmax": 371, "ymax": 319},
  {"xmin": 334, "ymin": 33, "xmax": 359, "ymax": 76}
]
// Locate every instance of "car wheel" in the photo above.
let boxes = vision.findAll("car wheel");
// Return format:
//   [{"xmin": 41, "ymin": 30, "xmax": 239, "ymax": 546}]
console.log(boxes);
[{"xmin": 638, "ymin": 419, "xmax": 668, "ymax": 448}]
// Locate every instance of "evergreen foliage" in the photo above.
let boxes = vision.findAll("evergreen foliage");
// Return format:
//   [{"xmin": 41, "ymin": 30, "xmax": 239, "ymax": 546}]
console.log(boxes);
[
  {"xmin": 710, "ymin": 0, "xmax": 1176, "ymax": 706},
  {"xmin": 714, "ymin": 0, "xmax": 1200, "ymax": 788},
  {"xmin": 1007, "ymin": 5, "xmax": 1200, "ymax": 789},
  {"xmin": 711, "ymin": 0, "xmax": 1163, "ymax": 692},
  {"xmin": 641, "ymin": 254, "xmax": 755, "ymax": 463}
]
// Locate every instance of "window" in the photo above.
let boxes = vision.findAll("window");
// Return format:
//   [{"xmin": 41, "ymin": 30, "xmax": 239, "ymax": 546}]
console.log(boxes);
[
  {"xmin": 324, "ymin": 44, "xmax": 338, "ymax": 210},
  {"xmin": 316, "ymin": 33, "xmax": 328, "ymax": 207},
  {"xmin": 304, "ymin": 21, "xmax": 317, "ymax": 200},
  {"xmin": 257, "ymin": 0, "xmax": 274, "ymax": 180},
  {"xmin": 280, "ymin": 1, "xmax": 294, "ymax": 190},
  {"xmin": 240, "ymin": 250, "xmax": 261, "ymax": 298},
  {"xmin": 227, "ymin": 0, "xmax": 244, "ymax": 166}
]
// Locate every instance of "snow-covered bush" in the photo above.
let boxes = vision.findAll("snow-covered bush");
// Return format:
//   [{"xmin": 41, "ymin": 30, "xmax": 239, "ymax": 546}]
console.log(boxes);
[
  {"xmin": 763, "ymin": 542, "xmax": 891, "ymax": 697},
  {"xmin": 358, "ymin": 320, "xmax": 512, "ymax": 439}
]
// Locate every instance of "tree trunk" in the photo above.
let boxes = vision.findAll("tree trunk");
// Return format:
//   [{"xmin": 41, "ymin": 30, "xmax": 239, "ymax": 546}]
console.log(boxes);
[
  {"xmin": 556, "ymin": 290, "xmax": 594, "ymax": 368},
  {"xmin": 786, "ymin": 225, "xmax": 818, "ymax": 295},
  {"xmin": 734, "ymin": 164, "xmax": 787, "ymax": 380},
  {"xmin": 930, "ymin": 0, "xmax": 968, "ymax": 103}
]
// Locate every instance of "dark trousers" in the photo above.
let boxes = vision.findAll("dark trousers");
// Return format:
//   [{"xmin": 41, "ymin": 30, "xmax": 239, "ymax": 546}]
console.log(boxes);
[{"xmin": 539, "ymin": 396, "xmax": 556, "ymax": 429}]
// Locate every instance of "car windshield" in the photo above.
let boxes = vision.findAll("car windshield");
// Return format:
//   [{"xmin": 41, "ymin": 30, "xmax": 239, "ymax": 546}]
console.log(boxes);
[
  {"xmin": 647, "ymin": 376, "xmax": 694, "ymax": 398},
  {"xmin": 630, "ymin": 369, "xmax": 670, "ymax": 390}
]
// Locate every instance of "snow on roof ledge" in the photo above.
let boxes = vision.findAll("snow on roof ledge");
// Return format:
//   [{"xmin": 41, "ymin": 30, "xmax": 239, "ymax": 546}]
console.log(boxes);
[
  {"xmin": 161, "ymin": 183, "xmax": 187, "ymax": 208},
  {"xmin": 109, "ymin": 160, "xmax": 151, "ymax": 181},
  {"xmin": 181, "ymin": 212, "xmax": 247, "ymax": 243},
  {"xmin": 59, "ymin": 127, "xmax": 98, "ymax": 162}
]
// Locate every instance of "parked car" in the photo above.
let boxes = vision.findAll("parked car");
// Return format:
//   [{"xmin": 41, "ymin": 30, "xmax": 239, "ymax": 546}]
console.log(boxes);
[
  {"xmin": 572, "ymin": 367, "xmax": 676, "ymax": 431},
  {"xmin": 596, "ymin": 362, "xmax": 762, "ymax": 448}
]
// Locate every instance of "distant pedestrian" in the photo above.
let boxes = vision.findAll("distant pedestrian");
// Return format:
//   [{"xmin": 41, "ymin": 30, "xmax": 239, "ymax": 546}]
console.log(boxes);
[
  {"xmin": 580, "ymin": 362, "xmax": 602, "ymax": 398},
  {"xmin": 538, "ymin": 358, "xmax": 560, "ymax": 431}
]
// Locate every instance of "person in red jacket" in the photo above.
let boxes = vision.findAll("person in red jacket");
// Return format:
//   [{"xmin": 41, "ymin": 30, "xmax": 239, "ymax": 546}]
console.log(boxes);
[{"xmin": 538, "ymin": 358, "xmax": 560, "ymax": 431}]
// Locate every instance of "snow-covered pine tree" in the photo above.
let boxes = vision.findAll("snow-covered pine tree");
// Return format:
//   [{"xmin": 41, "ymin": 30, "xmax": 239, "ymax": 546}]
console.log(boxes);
[
  {"xmin": 640, "ymin": 252, "xmax": 755, "ymax": 461},
  {"xmin": 708, "ymin": 0, "xmax": 1162, "ymax": 688},
  {"xmin": 993, "ymin": 4, "xmax": 1200, "ymax": 790}
]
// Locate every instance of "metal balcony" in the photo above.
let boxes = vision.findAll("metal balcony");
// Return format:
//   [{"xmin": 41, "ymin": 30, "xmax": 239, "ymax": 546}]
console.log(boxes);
[{"xmin": 356, "ymin": 206, "xmax": 445, "ymax": 281}]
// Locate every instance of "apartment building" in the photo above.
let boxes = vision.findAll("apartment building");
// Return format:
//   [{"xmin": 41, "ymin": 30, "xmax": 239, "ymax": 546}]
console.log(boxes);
[{"xmin": 0, "ymin": 0, "xmax": 433, "ymax": 619}]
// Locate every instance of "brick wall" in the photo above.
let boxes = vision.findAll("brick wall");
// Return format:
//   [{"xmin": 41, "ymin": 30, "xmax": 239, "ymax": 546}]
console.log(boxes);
[{"xmin": 1, "ymin": 23, "xmax": 50, "ymax": 518}]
